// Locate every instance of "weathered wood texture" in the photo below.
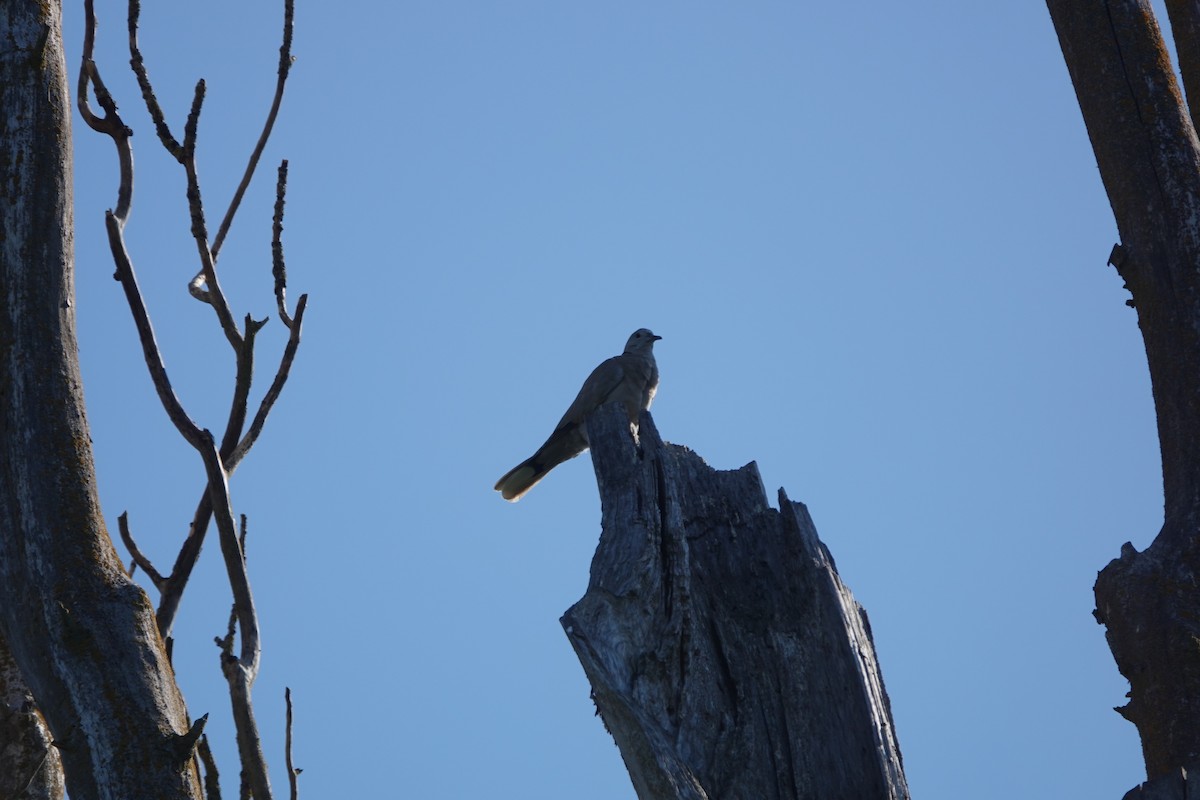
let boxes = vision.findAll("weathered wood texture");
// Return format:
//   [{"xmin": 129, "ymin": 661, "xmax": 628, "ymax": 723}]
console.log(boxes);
[
  {"xmin": 1047, "ymin": 0, "xmax": 1200, "ymax": 783},
  {"xmin": 0, "ymin": 632, "xmax": 63, "ymax": 800},
  {"xmin": 562, "ymin": 404, "xmax": 908, "ymax": 800},
  {"xmin": 0, "ymin": 2, "xmax": 201, "ymax": 798}
]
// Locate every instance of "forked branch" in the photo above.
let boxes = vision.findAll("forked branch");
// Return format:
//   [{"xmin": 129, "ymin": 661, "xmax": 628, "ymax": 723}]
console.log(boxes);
[{"xmin": 79, "ymin": 1, "xmax": 307, "ymax": 797}]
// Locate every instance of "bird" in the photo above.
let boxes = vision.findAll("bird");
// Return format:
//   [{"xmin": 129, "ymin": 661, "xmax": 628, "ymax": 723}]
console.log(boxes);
[{"xmin": 495, "ymin": 328, "xmax": 662, "ymax": 502}]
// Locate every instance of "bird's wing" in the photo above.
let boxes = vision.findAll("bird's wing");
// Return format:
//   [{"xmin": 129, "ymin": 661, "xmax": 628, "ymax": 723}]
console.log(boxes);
[{"xmin": 553, "ymin": 355, "xmax": 627, "ymax": 432}]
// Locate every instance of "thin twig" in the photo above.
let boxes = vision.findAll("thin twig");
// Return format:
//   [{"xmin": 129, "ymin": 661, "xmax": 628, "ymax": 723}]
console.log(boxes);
[
  {"xmin": 105, "ymin": 212, "xmax": 206, "ymax": 445},
  {"xmin": 285, "ymin": 687, "xmax": 299, "ymax": 800},
  {"xmin": 78, "ymin": 0, "xmax": 134, "ymax": 222},
  {"xmin": 221, "ymin": 323, "xmax": 260, "ymax": 460},
  {"xmin": 197, "ymin": 735, "xmax": 222, "ymax": 800},
  {"xmin": 155, "ymin": 317, "xmax": 258, "ymax": 637},
  {"xmin": 230, "ymin": 294, "xmax": 307, "ymax": 471},
  {"xmin": 199, "ymin": 437, "xmax": 258, "ymax": 677},
  {"xmin": 158, "ymin": 498, "xmax": 213, "ymax": 638},
  {"xmin": 127, "ymin": 0, "xmax": 185, "ymax": 162},
  {"xmin": 117, "ymin": 512, "xmax": 165, "ymax": 588},
  {"xmin": 196, "ymin": 437, "xmax": 270, "ymax": 800},
  {"xmin": 180, "ymin": 83, "xmax": 244, "ymax": 349},
  {"xmin": 209, "ymin": 0, "xmax": 296, "ymax": 262},
  {"xmin": 272, "ymin": 161, "xmax": 293, "ymax": 328},
  {"xmin": 156, "ymin": 294, "xmax": 302, "ymax": 637},
  {"xmin": 208, "ymin": 484, "xmax": 271, "ymax": 800}
]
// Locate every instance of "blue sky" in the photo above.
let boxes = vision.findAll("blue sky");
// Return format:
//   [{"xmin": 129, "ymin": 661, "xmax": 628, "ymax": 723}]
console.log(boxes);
[{"xmin": 62, "ymin": 2, "xmax": 1161, "ymax": 798}]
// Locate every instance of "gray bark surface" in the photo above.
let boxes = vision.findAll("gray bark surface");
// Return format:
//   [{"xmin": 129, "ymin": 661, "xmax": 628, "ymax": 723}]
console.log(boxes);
[
  {"xmin": 0, "ymin": 632, "xmax": 63, "ymax": 800},
  {"xmin": 562, "ymin": 404, "xmax": 908, "ymax": 800},
  {"xmin": 0, "ymin": 2, "xmax": 202, "ymax": 797}
]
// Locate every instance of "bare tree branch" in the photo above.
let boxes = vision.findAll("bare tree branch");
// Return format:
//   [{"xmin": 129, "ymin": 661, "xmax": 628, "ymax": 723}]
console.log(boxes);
[
  {"xmin": 156, "ymin": 320, "xmax": 259, "ymax": 638},
  {"xmin": 180, "ymin": 82, "xmax": 243, "ymax": 348},
  {"xmin": 231, "ymin": 294, "xmax": 307, "ymax": 470},
  {"xmin": 209, "ymin": 0, "xmax": 296, "ymax": 262},
  {"xmin": 127, "ymin": 0, "xmax": 185, "ymax": 162},
  {"xmin": 197, "ymin": 735, "xmax": 222, "ymax": 800},
  {"xmin": 117, "ymin": 512, "xmax": 165, "ymax": 588},
  {"xmin": 285, "ymin": 687, "xmax": 299, "ymax": 800},
  {"xmin": 83, "ymin": 3, "xmax": 304, "ymax": 795},
  {"xmin": 156, "ymin": 291, "xmax": 305, "ymax": 638},
  {"xmin": 208, "ymin": 504, "xmax": 271, "ymax": 800},
  {"xmin": 272, "ymin": 161, "xmax": 294, "ymax": 328},
  {"xmin": 78, "ymin": 2, "xmax": 133, "ymax": 223}
]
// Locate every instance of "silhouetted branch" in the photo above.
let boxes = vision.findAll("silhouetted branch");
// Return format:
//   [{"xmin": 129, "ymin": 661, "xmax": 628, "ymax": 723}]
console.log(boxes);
[
  {"xmin": 117, "ymin": 512, "xmax": 165, "ymax": 588},
  {"xmin": 209, "ymin": 0, "xmax": 296, "ymax": 263},
  {"xmin": 197, "ymin": 736, "xmax": 222, "ymax": 800},
  {"xmin": 285, "ymin": 688, "xmax": 299, "ymax": 800},
  {"xmin": 209, "ymin": 504, "xmax": 270, "ymax": 800},
  {"xmin": 272, "ymin": 161, "xmax": 293, "ymax": 328},
  {"xmin": 78, "ymin": 1, "xmax": 133, "ymax": 223},
  {"xmin": 82, "ymin": 2, "xmax": 302, "ymax": 796},
  {"xmin": 180, "ymin": 82, "xmax": 242, "ymax": 348},
  {"xmin": 231, "ymin": 294, "xmax": 307, "ymax": 470},
  {"xmin": 156, "ymin": 291, "xmax": 303, "ymax": 637},
  {"xmin": 127, "ymin": 0, "xmax": 184, "ymax": 162}
]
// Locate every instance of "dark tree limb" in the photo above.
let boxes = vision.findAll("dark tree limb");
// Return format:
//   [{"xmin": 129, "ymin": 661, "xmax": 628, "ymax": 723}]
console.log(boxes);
[
  {"xmin": 1048, "ymin": 0, "xmax": 1200, "ymax": 785},
  {"xmin": 562, "ymin": 404, "xmax": 908, "ymax": 800},
  {"xmin": 181, "ymin": 81, "xmax": 244, "ymax": 349},
  {"xmin": 118, "ymin": 511, "xmax": 166, "ymax": 588},
  {"xmin": 272, "ymin": 161, "xmax": 294, "ymax": 328},
  {"xmin": 285, "ymin": 687, "xmax": 300, "ymax": 800},
  {"xmin": 155, "ymin": 293, "xmax": 306, "ymax": 639},
  {"xmin": 127, "ymin": 0, "xmax": 185, "ymax": 162},
  {"xmin": 209, "ymin": 0, "xmax": 295, "ymax": 263},
  {"xmin": 197, "ymin": 735, "xmax": 223, "ymax": 800}
]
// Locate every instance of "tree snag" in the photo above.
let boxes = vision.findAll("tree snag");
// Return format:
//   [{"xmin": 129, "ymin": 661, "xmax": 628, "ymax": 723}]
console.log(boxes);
[
  {"xmin": 563, "ymin": 404, "xmax": 908, "ymax": 800},
  {"xmin": 1047, "ymin": 0, "xmax": 1200, "ymax": 793}
]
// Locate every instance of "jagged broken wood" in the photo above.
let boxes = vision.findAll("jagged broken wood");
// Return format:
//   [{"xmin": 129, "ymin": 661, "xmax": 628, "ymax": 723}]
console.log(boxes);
[{"xmin": 561, "ymin": 403, "xmax": 908, "ymax": 800}]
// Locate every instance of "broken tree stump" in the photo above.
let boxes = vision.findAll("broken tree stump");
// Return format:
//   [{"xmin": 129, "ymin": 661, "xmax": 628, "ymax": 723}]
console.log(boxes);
[{"xmin": 561, "ymin": 403, "xmax": 908, "ymax": 800}]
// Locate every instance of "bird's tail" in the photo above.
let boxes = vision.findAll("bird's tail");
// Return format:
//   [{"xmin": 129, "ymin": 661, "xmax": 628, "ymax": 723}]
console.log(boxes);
[
  {"xmin": 494, "ymin": 457, "xmax": 546, "ymax": 502},
  {"xmin": 494, "ymin": 424, "xmax": 587, "ymax": 502}
]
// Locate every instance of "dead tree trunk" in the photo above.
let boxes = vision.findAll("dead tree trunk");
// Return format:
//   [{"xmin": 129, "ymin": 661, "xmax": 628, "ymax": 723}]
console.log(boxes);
[
  {"xmin": 1047, "ymin": 1, "xmax": 1200, "ymax": 795},
  {"xmin": 562, "ymin": 404, "xmax": 908, "ymax": 800},
  {"xmin": 0, "ymin": 2, "xmax": 203, "ymax": 797}
]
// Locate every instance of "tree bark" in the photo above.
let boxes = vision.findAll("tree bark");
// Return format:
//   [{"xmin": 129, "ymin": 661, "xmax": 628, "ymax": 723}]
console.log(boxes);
[
  {"xmin": 562, "ymin": 404, "xmax": 908, "ymax": 800},
  {"xmin": 0, "ymin": 2, "xmax": 202, "ymax": 798},
  {"xmin": 0, "ymin": 631, "xmax": 63, "ymax": 800},
  {"xmin": 1047, "ymin": 0, "xmax": 1200, "ymax": 790}
]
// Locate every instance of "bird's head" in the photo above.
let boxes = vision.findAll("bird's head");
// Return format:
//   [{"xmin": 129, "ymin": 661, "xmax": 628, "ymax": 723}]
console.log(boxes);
[{"xmin": 624, "ymin": 328, "xmax": 662, "ymax": 354}]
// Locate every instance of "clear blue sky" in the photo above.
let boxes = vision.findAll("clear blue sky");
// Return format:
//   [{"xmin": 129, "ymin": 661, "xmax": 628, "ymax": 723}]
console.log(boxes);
[{"xmin": 62, "ymin": 2, "xmax": 1162, "ymax": 797}]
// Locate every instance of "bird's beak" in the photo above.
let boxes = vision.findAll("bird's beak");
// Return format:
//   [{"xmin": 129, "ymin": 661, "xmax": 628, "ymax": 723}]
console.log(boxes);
[{"xmin": 652, "ymin": 334, "xmax": 663, "ymax": 341}]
